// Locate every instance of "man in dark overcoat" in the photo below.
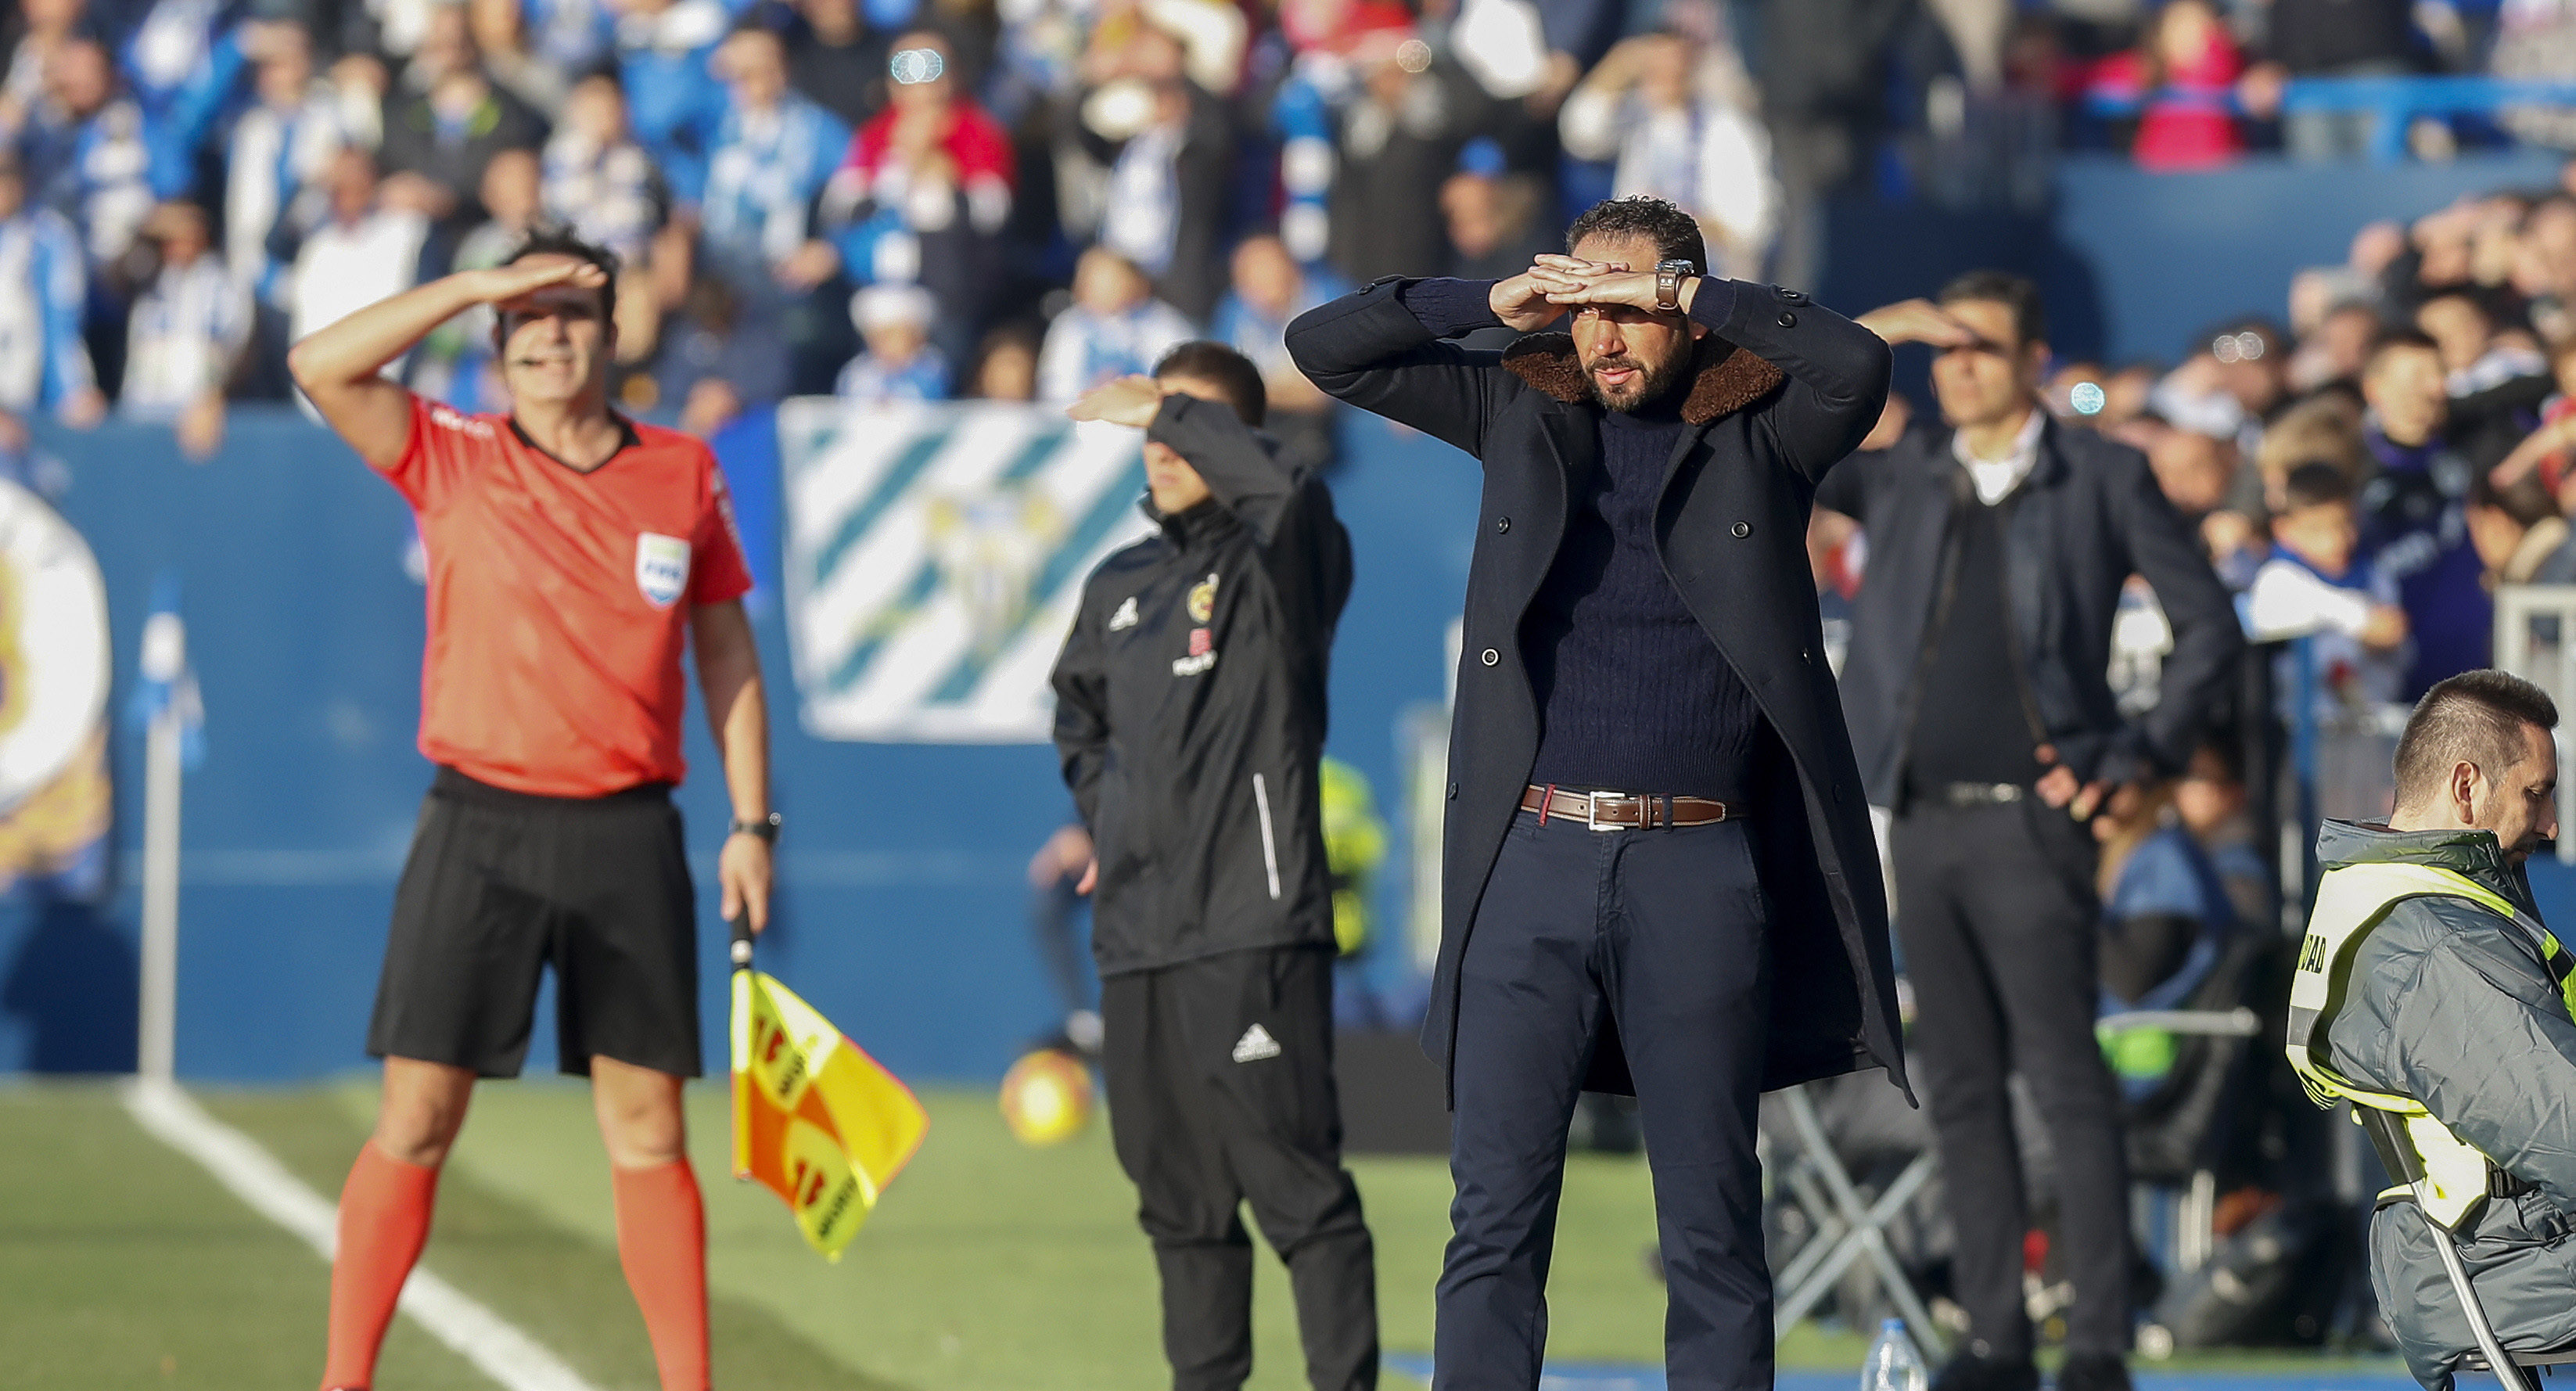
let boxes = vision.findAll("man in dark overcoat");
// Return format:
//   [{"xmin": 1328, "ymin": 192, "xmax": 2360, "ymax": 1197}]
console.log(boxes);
[{"xmin": 1284, "ymin": 194, "xmax": 1909, "ymax": 1389}]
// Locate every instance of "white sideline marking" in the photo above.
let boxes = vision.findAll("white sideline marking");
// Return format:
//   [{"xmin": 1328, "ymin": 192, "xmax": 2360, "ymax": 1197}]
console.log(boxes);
[{"xmin": 120, "ymin": 1079, "xmax": 602, "ymax": 1391}]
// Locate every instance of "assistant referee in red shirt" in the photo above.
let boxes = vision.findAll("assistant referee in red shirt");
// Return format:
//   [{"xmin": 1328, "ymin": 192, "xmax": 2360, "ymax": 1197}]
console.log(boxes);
[{"xmin": 289, "ymin": 228, "xmax": 774, "ymax": 1391}]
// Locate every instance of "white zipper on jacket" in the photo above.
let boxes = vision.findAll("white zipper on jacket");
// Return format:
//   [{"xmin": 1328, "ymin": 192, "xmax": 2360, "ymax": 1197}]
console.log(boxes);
[{"xmin": 1252, "ymin": 772, "xmax": 1282, "ymax": 900}]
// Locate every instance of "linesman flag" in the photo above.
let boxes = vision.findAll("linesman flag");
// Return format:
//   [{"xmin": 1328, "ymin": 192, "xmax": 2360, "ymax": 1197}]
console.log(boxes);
[{"xmin": 730, "ymin": 922, "xmax": 928, "ymax": 1260}]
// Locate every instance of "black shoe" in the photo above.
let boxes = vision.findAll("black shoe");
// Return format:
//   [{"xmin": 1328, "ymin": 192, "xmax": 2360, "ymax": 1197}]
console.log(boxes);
[
  {"xmin": 1931, "ymin": 1349, "xmax": 2039, "ymax": 1391},
  {"xmin": 2056, "ymin": 1353, "xmax": 2132, "ymax": 1391}
]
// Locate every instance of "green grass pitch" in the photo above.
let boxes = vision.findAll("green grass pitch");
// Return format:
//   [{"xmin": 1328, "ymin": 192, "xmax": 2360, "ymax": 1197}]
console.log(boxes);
[
  {"xmin": 0, "ymin": 1078, "xmax": 2404, "ymax": 1389},
  {"xmin": 2, "ymin": 1076, "xmax": 1803, "ymax": 1389}
]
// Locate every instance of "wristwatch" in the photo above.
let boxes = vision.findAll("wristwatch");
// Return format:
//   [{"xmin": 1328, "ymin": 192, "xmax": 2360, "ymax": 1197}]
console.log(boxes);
[
  {"xmin": 1654, "ymin": 260, "xmax": 1698, "ymax": 312},
  {"xmin": 730, "ymin": 811, "xmax": 783, "ymax": 843}
]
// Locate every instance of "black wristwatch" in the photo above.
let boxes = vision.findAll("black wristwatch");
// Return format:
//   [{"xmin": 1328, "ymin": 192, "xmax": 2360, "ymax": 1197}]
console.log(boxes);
[
  {"xmin": 730, "ymin": 811, "xmax": 782, "ymax": 843},
  {"xmin": 1654, "ymin": 259, "xmax": 1698, "ymax": 312}
]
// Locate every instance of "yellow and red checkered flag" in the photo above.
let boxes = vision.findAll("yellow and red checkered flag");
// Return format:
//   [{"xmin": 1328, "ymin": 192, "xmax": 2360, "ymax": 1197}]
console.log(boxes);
[{"xmin": 730, "ymin": 921, "xmax": 928, "ymax": 1260}]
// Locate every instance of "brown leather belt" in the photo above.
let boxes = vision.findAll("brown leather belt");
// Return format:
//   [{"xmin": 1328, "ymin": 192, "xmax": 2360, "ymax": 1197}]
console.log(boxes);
[{"xmin": 1519, "ymin": 785, "xmax": 1734, "ymax": 830}]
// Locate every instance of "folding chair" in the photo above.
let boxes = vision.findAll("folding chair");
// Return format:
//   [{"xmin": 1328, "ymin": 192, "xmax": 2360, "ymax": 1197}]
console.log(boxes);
[
  {"xmin": 2353, "ymin": 1106, "xmax": 2576, "ymax": 1391},
  {"xmin": 1769, "ymin": 1084, "xmax": 1948, "ymax": 1357}
]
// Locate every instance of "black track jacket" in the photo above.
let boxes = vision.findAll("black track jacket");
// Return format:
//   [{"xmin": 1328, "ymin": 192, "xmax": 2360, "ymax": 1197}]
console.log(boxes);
[{"xmin": 1050, "ymin": 394, "xmax": 1354, "ymax": 976}]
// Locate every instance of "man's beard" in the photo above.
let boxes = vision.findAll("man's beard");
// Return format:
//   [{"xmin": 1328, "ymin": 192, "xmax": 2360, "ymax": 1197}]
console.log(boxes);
[{"xmin": 1583, "ymin": 348, "xmax": 1692, "ymax": 412}]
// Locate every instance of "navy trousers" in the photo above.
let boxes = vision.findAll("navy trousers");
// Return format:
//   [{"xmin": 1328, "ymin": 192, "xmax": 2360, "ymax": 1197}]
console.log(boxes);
[{"xmin": 1435, "ymin": 808, "xmax": 1773, "ymax": 1391}]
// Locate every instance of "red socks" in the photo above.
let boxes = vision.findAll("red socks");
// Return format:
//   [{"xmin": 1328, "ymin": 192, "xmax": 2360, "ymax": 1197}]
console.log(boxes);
[
  {"xmin": 321, "ymin": 1143, "xmax": 440, "ymax": 1391},
  {"xmin": 318, "ymin": 1147, "xmax": 707, "ymax": 1391},
  {"xmin": 613, "ymin": 1158, "xmax": 711, "ymax": 1391}
]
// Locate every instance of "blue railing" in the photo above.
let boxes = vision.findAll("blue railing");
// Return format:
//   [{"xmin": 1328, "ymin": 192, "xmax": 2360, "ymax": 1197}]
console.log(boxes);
[{"xmin": 2083, "ymin": 75, "xmax": 2576, "ymax": 163}]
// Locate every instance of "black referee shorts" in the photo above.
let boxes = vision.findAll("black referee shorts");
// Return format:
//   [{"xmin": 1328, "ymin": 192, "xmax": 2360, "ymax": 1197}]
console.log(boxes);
[{"xmin": 367, "ymin": 767, "xmax": 702, "ymax": 1080}]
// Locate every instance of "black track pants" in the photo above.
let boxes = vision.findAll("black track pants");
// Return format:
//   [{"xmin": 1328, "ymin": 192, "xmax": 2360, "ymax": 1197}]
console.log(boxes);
[{"xmin": 1102, "ymin": 945, "xmax": 1379, "ymax": 1391}]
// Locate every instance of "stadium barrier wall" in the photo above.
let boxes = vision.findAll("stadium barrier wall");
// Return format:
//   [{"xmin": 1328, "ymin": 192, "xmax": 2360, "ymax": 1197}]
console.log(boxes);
[
  {"xmin": 0, "ymin": 404, "xmax": 1482, "ymax": 1081},
  {"xmin": 1819, "ymin": 150, "xmax": 2566, "ymax": 372}
]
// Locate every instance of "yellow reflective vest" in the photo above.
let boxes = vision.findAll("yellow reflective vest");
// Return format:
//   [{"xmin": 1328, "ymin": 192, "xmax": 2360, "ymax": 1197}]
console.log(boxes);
[{"xmin": 2287, "ymin": 860, "xmax": 2576, "ymax": 1227}]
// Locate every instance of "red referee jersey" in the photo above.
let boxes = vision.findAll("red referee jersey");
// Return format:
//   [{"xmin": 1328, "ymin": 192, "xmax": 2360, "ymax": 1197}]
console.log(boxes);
[{"xmin": 379, "ymin": 396, "xmax": 754, "ymax": 797}]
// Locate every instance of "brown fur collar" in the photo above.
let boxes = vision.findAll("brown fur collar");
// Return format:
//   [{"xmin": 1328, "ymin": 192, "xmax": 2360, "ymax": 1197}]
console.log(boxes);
[{"xmin": 1500, "ymin": 331, "xmax": 1785, "ymax": 424}]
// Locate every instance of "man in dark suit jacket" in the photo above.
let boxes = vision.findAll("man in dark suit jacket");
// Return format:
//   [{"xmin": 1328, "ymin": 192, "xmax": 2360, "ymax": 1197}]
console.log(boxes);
[
  {"xmin": 1285, "ymin": 194, "xmax": 1907, "ymax": 1390},
  {"xmin": 1824, "ymin": 273, "xmax": 2243, "ymax": 1391}
]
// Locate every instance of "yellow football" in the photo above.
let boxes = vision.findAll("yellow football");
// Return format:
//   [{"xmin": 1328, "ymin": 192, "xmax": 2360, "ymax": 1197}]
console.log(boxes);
[{"xmin": 999, "ymin": 1048, "xmax": 1094, "ymax": 1147}]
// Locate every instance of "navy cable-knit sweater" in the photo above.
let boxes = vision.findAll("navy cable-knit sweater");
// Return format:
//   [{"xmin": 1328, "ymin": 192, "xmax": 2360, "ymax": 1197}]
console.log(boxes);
[{"xmin": 1400, "ymin": 279, "xmax": 1759, "ymax": 799}]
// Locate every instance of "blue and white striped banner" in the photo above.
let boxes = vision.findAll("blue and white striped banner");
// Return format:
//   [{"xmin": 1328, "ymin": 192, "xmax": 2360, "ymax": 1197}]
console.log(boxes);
[{"xmin": 777, "ymin": 398, "xmax": 1152, "ymax": 743}]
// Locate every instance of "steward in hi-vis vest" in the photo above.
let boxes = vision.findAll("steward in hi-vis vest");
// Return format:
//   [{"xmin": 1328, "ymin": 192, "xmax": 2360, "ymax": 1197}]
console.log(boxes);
[{"xmin": 2290, "ymin": 818, "xmax": 2576, "ymax": 1389}]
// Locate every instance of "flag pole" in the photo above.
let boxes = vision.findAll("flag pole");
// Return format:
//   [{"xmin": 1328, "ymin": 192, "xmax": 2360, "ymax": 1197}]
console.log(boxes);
[
  {"xmin": 136, "ymin": 610, "xmax": 187, "ymax": 1085},
  {"xmin": 731, "ymin": 915, "xmax": 754, "ymax": 1184}
]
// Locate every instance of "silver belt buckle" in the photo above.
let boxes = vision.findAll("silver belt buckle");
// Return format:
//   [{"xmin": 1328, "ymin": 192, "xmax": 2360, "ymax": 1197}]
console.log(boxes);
[{"xmin": 1586, "ymin": 790, "xmax": 1629, "ymax": 832}]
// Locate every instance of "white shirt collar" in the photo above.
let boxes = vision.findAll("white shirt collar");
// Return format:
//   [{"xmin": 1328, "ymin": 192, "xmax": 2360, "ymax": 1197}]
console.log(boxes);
[{"xmin": 1950, "ymin": 406, "xmax": 2047, "ymax": 507}]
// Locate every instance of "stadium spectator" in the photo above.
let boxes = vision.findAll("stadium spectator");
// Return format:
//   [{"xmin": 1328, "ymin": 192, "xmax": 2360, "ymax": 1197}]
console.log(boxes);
[
  {"xmin": 1758, "ymin": 0, "xmax": 1910, "ymax": 289},
  {"xmin": 2416, "ymin": 289, "xmax": 2545, "ymax": 397},
  {"xmin": 1324, "ymin": 35, "xmax": 1484, "ymax": 287},
  {"xmin": 1209, "ymin": 233, "xmax": 1342, "ymax": 467},
  {"xmin": 834, "ymin": 281, "xmax": 950, "ymax": 401},
  {"xmin": 224, "ymin": 23, "xmax": 348, "ymax": 310},
  {"xmin": 23, "ymin": 39, "xmax": 159, "ymax": 278},
  {"xmin": 2466, "ymin": 465, "xmax": 2576, "ymax": 586},
  {"xmin": 2093, "ymin": 775, "xmax": 2240, "ymax": 1014},
  {"xmin": 696, "ymin": 27, "xmax": 846, "ymax": 287},
  {"xmin": 695, "ymin": 24, "xmax": 850, "ymax": 391},
  {"xmin": 416, "ymin": 148, "xmax": 544, "ymax": 408},
  {"xmin": 2486, "ymin": 332, "xmax": 2576, "ymax": 506},
  {"xmin": 467, "ymin": 0, "xmax": 573, "ymax": 113},
  {"xmin": 967, "ymin": 320, "xmax": 1040, "ymax": 400},
  {"xmin": 783, "ymin": 0, "xmax": 889, "ymax": 129},
  {"xmin": 0, "ymin": 149, "xmax": 104, "ymax": 425},
  {"xmin": 286, "ymin": 227, "xmax": 773, "ymax": 1391},
  {"xmin": 2247, "ymin": 0, "xmax": 2419, "ymax": 160},
  {"xmin": 2288, "ymin": 299, "xmax": 2384, "ymax": 394},
  {"xmin": 285, "ymin": 148, "xmax": 430, "ymax": 375},
  {"xmin": 1839, "ymin": 273, "xmax": 2242, "ymax": 1391},
  {"xmin": 2359, "ymin": 330, "xmax": 2496, "ymax": 695},
  {"xmin": 820, "ymin": 27, "xmax": 1014, "ymax": 365},
  {"xmin": 653, "ymin": 271, "xmax": 788, "ymax": 436},
  {"xmin": 2244, "ymin": 461, "xmax": 2412, "ymax": 713},
  {"xmin": 1437, "ymin": 163, "xmax": 1550, "ymax": 280},
  {"xmin": 117, "ymin": 0, "xmax": 247, "ymax": 193},
  {"xmin": 1557, "ymin": 31, "xmax": 1777, "ymax": 279},
  {"xmin": 376, "ymin": 5, "xmax": 548, "ymax": 235},
  {"xmin": 519, "ymin": 0, "xmax": 616, "ymax": 76},
  {"xmin": 2147, "ymin": 424, "xmax": 2239, "ymax": 527},
  {"xmin": 120, "ymin": 199, "xmax": 243, "ymax": 455},
  {"xmin": 1037, "ymin": 244, "xmax": 1190, "ymax": 401},
  {"xmin": 0, "ymin": 0, "xmax": 87, "ymax": 142},
  {"xmin": 2085, "ymin": 0, "xmax": 2249, "ymax": 171},
  {"xmin": 2150, "ymin": 320, "xmax": 2287, "ymax": 449},
  {"xmin": 1076, "ymin": 23, "xmax": 1233, "ymax": 322},
  {"xmin": 541, "ymin": 70, "xmax": 665, "ymax": 265},
  {"xmin": 612, "ymin": 0, "xmax": 731, "ymax": 202}
]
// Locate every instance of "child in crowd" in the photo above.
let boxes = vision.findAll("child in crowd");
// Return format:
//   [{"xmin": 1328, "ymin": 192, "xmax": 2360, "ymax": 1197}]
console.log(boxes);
[
  {"xmin": 2241, "ymin": 461, "xmax": 2410, "ymax": 711},
  {"xmin": 835, "ymin": 282, "xmax": 951, "ymax": 403},
  {"xmin": 1034, "ymin": 246, "xmax": 1191, "ymax": 402}
]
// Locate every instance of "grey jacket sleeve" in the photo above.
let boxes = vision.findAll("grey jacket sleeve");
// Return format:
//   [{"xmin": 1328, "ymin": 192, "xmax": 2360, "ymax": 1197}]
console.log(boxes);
[
  {"xmin": 2372, "ymin": 908, "xmax": 2576, "ymax": 1207},
  {"xmin": 1284, "ymin": 279, "xmax": 1520, "ymax": 459}
]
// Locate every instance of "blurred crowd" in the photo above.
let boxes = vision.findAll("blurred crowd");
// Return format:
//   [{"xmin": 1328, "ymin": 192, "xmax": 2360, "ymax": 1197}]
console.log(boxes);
[
  {"xmin": 21, "ymin": 0, "xmax": 2576, "ymax": 461},
  {"xmin": 1817, "ymin": 160, "xmax": 2576, "ymax": 761}
]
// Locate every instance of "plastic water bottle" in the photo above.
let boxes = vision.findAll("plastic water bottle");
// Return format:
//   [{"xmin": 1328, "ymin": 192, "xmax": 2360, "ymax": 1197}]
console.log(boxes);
[{"xmin": 1862, "ymin": 1317, "xmax": 1929, "ymax": 1391}]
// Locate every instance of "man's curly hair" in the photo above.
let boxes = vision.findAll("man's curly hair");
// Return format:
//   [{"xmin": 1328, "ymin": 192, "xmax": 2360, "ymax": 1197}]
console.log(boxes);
[{"xmin": 1564, "ymin": 195, "xmax": 1708, "ymax": 275}]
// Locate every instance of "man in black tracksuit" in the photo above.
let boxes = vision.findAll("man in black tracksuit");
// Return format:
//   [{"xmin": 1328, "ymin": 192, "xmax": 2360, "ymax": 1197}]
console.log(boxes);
[{"xmin": 1049, "ymin": 342, "xmax": 1375, "ymax": 1391}]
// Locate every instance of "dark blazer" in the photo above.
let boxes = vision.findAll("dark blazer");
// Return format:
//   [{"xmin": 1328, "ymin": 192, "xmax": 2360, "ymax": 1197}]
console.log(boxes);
[
  {"xmin": 1285, "ymin": 276, "xmax": 1911, "ymax": 1102},
  {"xmin": 1814, "ymin": 419, "xmax": 2243, "ymax": 808}
]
